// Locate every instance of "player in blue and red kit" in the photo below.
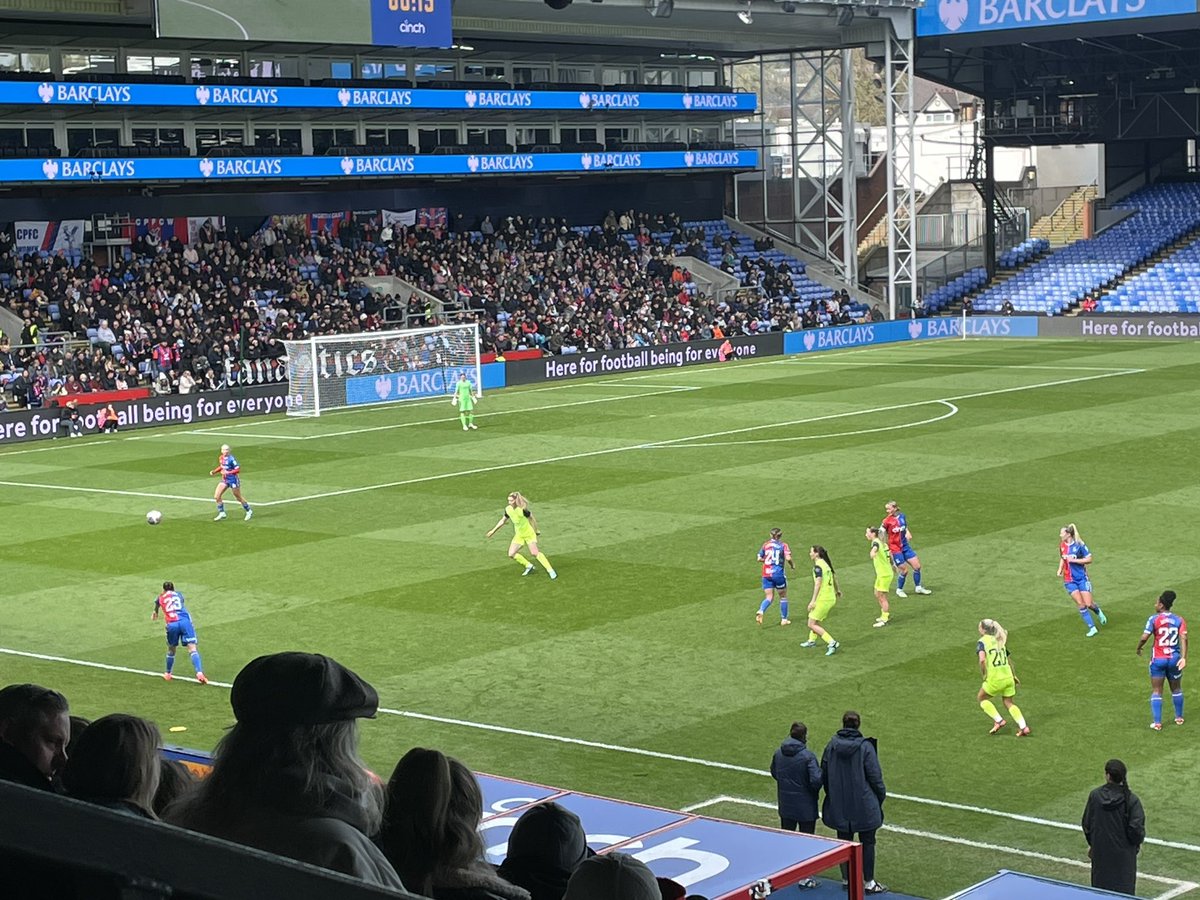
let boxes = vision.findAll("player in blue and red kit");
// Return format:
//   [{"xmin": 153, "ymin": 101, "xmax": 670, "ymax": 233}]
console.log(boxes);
[
  {"xmin": 756, "ymin": 528, "xmax": 795, "ymax": 626},
  {"xmin": 1058, "ymin": 524, "xmax": 1106, "ymax": 637},
  {"xmin": 1137, "ymin": 590, "xmax": 1188, "ymax": 730},
  {"xmin": 210, "ymin": 443, "xmax": 252, "ymax": 522},
  {"xmin": 882, "ymin": 501, "xmax": 931, "ymax": 598},
  {"xmin": 152, "ymin": 581, "xmax": 208, "ymax": 684}
]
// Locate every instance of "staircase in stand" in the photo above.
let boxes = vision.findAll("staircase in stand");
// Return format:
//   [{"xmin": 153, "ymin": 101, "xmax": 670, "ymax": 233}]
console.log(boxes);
[{"xmin": 1030, "ymin": 184, "xmax": 1097, "ymax": 247}]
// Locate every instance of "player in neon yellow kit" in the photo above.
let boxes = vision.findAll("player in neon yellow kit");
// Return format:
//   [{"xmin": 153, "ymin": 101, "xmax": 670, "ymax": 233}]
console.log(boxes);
[
  {"xmin": 867, "ymin": 526, "xmax": 894, "ymax": 628},
  {"xmin": 452, "ymin": 372, "xmax": 479, "ymax": 430},
  {"xmin": 977, "ymin": 618, "xmax": 1030, "ymax": 736},
  {"xmin": 801, "ymin": 546, "xmax": 840, "ymax": 656},
  {"xmin": 486, "ymin": 491, "xmax": 557, "ymax": 579}
]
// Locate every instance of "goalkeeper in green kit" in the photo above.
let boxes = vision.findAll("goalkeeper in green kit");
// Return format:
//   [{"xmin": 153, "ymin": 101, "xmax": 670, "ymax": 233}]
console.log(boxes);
[{"xmin": 452, "ymin": 372, "xmax": 480, "ymax": 430}]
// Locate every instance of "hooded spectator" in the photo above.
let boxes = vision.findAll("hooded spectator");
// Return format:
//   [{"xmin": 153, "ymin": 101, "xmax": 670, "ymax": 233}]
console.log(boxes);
[{"xmin": 498, "ymin": 802, "xmax": 593, "ymax": 900}]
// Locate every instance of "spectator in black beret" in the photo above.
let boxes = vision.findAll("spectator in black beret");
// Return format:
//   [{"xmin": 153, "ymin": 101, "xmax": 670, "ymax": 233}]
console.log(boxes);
[{"xmin": 167, "ymin": 652, "xmax": 403, "ymax": 889}]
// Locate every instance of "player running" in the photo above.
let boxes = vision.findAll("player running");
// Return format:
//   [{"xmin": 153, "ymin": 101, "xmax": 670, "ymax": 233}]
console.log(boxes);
[
  {"xmin": 486, "ymin": 492, "xmax": 557, "ymax": 579},
  {"xmin": 756, "ymin": 528, "xmax": 795, "ymax": 626},
  {"xmin": 1137, "ymin": 590, "xmax": 1187, "ymax": 730},
  {"xmin": 977, "ymin": 619, "xmax": 1029, "ymax": 736},
  {"xmin": 1059, "ymin": 524, "xmax": 1106, "ymax": 637},
  {"xmin": 210, "ymin": 444, "xmax": 252, "ymax": 522},
  {"xmin": 452, "ymin": 372, "xmax": 480, "ymax": 431},
  {"xmin": 152, "ymin": 581, "xmax": 208, "ymax": 684},
  {"xmin": 867, "ymin": 526, "xmax": 894, "ymax": 627},
  {"xmin": 800, "ymin": 546, "xmax": 840, "ymax": 656},
  {"xmin": 882, "ymin": 501, "xmax": 930, "ymax": 598}
]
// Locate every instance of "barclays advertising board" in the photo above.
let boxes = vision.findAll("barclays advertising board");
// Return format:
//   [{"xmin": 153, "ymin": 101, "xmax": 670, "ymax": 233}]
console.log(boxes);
[
  {"xmin": 783, "ymin": 316, "xmax": 1038, "ymax": 354},
  {"xmin": 0, "ymin": 81, "xmax": 757, "ymax": 113},
  {"xmin": 3, "ymin": 149, "xmax": 756, "ymax": 185},
  {"xmin": 344, "ymin": 365, "xmax": 476, "ymax": 406},
  {"xmin": 916, "ymin": 0, "xmax": 1197, "ymax": 37}
]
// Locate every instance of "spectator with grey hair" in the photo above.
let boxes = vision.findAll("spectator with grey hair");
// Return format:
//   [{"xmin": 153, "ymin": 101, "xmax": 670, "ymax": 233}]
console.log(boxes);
[
  {"xmin": 166, "ymin": 652, "xmax": 403, "ymax": 889},
  {"xmin": 0, "ymin": 683, "xmax": 70, "ymax": 791}
]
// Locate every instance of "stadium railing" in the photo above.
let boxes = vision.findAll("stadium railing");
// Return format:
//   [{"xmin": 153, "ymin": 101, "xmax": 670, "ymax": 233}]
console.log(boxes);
[{"xmin": 0, "ymin": 780, "xmax": 421, "ymax": 900}]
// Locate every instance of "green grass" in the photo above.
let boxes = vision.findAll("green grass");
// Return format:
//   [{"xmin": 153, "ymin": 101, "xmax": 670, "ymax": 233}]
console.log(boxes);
[
  {"xmin": 156, "ymin": 0, "xmax": 372, "ymax": 44},
  {"xmin": 3, "ymin": 338, "xmax": 1199, "ymax": 899}
]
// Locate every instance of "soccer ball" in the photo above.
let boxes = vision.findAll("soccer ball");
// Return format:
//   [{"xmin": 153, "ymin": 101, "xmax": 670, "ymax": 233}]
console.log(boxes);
[{"xmin": 147, "ymin": 510, "xmax": 162, "ymax": 525}]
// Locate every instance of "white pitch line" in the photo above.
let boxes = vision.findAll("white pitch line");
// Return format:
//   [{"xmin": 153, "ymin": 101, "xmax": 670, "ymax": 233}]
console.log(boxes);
[
  {"xmin": 656, "ymin": 401, "xmax": 959, "ymax": 448},
  {"xmin": 0, "ymin": 480, "xmax": 212, "ymax": 504},
  {"xmin": 683, "ymin": 797, "xmax": 1196, "ymax": 896},
  {"xmin": 180, "ymin": 431, "xmax": 310, "ymax": 441},
  {"xmin": 172, "ymin": 0, "xmax": 249, "ymax": 39},
  {"xmin": 2, "ymin": 645, "xmax": 1198, "ymax": 857}
]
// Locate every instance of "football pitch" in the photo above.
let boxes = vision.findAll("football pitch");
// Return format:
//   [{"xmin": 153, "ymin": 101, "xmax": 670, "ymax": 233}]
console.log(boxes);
[{"xmin": 2, "ymin": 337, "xmax": 1199, "ymax": 899}]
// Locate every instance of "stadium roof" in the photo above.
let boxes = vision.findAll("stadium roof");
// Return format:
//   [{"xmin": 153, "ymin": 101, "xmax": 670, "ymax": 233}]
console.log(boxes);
[{"xmin": 0, "ymin": 0, "xmax": 919, "ymax": 57}]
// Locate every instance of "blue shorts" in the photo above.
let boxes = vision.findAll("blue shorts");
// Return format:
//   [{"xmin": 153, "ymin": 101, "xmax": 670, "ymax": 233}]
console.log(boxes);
[
  {"xmin": 166, "ymin": 620, "xmax": 197, "ymax": 647},
  {"xmin": 1150, "ymin": 658, "xmax": 1183, "ymax": 681},
  {"xmin": 762, "ymin": 573, "xmax": 787, "ymax": 591},
  {"xmin": 891, "ymin": 548, "xmax": 917, "ymax": 566},
  {"xmin": 1063, "ymin": 579, "xmax": 1092, "ymax": 596},
  {"xmin": 223, "ymin": 475, "xmax": 240, "ymax": 489}
]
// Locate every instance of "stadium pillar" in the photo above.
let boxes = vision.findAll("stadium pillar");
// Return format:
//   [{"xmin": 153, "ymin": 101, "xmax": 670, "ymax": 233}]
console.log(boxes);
[
  {"xmin": 884, "ymin": 28, "xmax": 916, "ymax": 319},
  {"xmin": 840, "ymin": 48, "xmax": 859, "ymax": 289},
  {"xmin": 984, "ymin": 140, "xmax": 996, "ymax": 278}
]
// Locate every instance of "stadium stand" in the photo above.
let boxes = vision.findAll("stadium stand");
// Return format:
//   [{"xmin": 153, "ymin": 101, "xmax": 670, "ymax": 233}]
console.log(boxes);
[
  {"xmin": 971, "ymin": 183, "xmax": 1200, "ymax": 315},
  {"xmin": 0, "ymin": 212, "xmax": 867, "ymax": 410},
  {"xmin": 1100, "ymin": 234, "xmax": 1200, "ymax": 314}
]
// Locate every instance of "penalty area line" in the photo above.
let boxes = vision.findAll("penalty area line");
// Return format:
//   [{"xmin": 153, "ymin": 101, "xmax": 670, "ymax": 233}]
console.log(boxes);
[{"xmin": 2, "ymin": 645, "xmax": 1198, "ymax": 856}]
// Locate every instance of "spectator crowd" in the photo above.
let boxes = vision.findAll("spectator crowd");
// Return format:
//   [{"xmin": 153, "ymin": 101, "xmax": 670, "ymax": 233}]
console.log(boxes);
[{"xmin": 0, "ymin": 210, "xmax": 870, "ymax": 412}]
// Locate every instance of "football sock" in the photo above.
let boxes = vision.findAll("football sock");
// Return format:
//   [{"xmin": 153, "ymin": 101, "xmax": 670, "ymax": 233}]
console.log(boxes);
[
  {"xmin": 535, "ymin": 552, "xmax": 554, "ymax": 573},
  {"xmin": 1079, "ymin": 608, "xmax": 1096, "ymax": 629},
  {"xmin": 460, "ymin": 413, "xmax": 468, "ymax": 427},
  {"xmin": 780, "ymin": 599, "xmax": 789, "ymax": 620},
  {"xmin": 1173, "ymin": 691, "xmax": 1184, "ymax": 719},
  {"xmin": 897, "ymin": 572, "xmax": 907, "ymax": 590},
  {"xmin": 758, "ymin": 599, "xmax": 772, "ymax": 615},
  {"xmin": 190, "ymin": 651, "xmax": 203, "ymax": 674},
  {"xmin": 513, "ymin": 553, "xmax": 532, "ymax": 568},
  {"xmin": 821, "ymin": 632, "xmax": 835, "ymax": 645},
  {"xmin": 1009, "ymin": 705, "xmax": 1027, "ymax": 729},
  {"xmin": 807, "ymin": 631, "xmax": 818, "ymax": 643},
  {"xmin": 468, "ymin": 413, "xmax": 475, "ymax": 426},
  {"xmin": 216, "ymin": 502, "xmax": 225, "ymax": 513},
  {"xmin": 913, "ymin": 569, "xmax": 923, "ymax": 587},
  {"xmin": 880, "ymin": 610, "xmax": 890, "ymax": 622},
  {"xmin": 980, "ymin": 700, "xmax": 1001, "ymax": 722},
  {"xmin": 1151, "ymin": 694, "xmax": 1163, "ymax": 725},
  {"xmin": 242, "ymin": 502, "xmax": 250, "ymax": 511},
  {"xmin": 165, "ymin": 654, "xmax": 175, "ymax": 674}
]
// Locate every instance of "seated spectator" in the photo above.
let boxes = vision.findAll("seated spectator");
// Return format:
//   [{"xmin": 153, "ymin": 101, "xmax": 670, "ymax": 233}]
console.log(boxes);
[
  {"xmin": 59, "ymin": 400, "xmax": 83, "ymax": 438},
  {"xmin": 97, "ymin": 402, "xmax": 119, "ymax": 434},
  {"xmin": 1000, "ymin": 298, "xmax": 1015, "ymax": 316},
  {"xmin": 61, "ymin": 713, "xmax": 161, "ymax": 819},
  {"xmin": 378, "ymin": 747, "xmax": 530, "ymax": 900},
  {"xmin": 498, "ymin": 801, "xmax": 593, "ymax": 900},
  {"xmin": 153, "ymin": 758, "xmax": 197, "ymax": 817},
  {"xmin": 0, "ymin": 684, "xmax": 70, "ymax": 791},
  {"xmin": 563, "ymin": 853, "xmax": 659, "ymax": 900},
  {"xmin": 166, "ymin": 651, "xmax": 403, "ymax": 889}
]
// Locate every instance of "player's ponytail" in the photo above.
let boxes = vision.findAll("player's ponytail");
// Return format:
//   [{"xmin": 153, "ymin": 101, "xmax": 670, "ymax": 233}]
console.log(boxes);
[
  {"xmin": 1064, "ymin": 523, "xmax": 1081, "ymax": 544},
  {"xmin": 867, "ymin": 526, "xmax": 882, "ymax": 539},
  {"xmin": 509, "ymin": 492, "xmax": 528, "ymax": 509},
  {"xmin": 812, "ymin": 545, "xmax": 834, "ymax": 573},
  {"xmin": 980, "ymin": 618, "xmax": 1007, "ymax": 649}
]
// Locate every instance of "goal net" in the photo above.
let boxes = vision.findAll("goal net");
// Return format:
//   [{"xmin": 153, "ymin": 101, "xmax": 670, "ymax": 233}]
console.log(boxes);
[{"xmin": 282, "ymin": 323, "xmax": 481, "ymax": 417}]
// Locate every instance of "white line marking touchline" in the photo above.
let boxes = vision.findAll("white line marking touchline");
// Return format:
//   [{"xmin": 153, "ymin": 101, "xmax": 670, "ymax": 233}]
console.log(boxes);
[
  {"xmin": 682, "ymin": 797, "xmax": 1196, "ymax": 897},
  {"xmin": 0, "ymin": 481, "xmax": 213, "ymax": 504},
  {"xmin": 2, "ymin": 646, "xmax": 1197, "ymax": 857},
  {"xmin": 173, "ymin": 0, "xmax": 249, "ymax": 38}
]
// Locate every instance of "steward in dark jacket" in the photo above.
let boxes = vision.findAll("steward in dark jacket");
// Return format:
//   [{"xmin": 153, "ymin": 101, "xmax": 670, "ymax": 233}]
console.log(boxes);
[
  {"xmin": 770, "ymin": 722, "xmax": 821, "ymax": 832},
  {"xmin": 1082, "ymin": 759, "xmax": 1145, "ymax": 896},
  {"xmin": 820, "ymin": 711, "xmax": 888, "ymax": 894}
]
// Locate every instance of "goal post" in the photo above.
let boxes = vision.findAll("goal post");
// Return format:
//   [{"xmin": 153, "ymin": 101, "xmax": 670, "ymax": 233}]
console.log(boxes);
[{"xmin": 282, "ymin": 322, "xmax": 481, "ymax": 417}]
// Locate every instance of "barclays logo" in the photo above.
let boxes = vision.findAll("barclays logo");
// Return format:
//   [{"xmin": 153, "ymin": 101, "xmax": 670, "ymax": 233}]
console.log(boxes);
[
  {"xmin": 41, "ymin": 159, "xmax": 58, "ymax": 180},
  {"xmin": 37, "ymin": 82, "xmax": 53, "ymax": 103},
  {"xmin": 908, "ymin": 320, "xmax": 923, "ymax": 340},
  {"xmin": 195, "ymin": 85, "xmax": 211, "ymax": 105},
  {"xmin": 939, "ymin": 0, "xmax": 969, "ymax": 31}
]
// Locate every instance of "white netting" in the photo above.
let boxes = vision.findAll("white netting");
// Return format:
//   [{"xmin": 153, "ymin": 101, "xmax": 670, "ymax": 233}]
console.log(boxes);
[{"xmin": 282, "ymin": 323, "xmax": 480, "ymax": 417}]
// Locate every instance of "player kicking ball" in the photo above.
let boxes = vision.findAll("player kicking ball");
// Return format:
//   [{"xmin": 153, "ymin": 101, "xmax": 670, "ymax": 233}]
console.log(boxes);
[{"xmin": 452, "ymin": 372, "xmax": 480, "ymax": 430}]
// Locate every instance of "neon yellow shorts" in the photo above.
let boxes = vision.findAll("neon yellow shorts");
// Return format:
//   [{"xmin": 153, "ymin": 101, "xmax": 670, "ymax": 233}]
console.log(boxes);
[
  {"xmin": 512, "ymin": 531, "xmax": 537, "ymax": 547},
  {"xmin": 874, "ymin": 573, "xmax": 894, "ymax": 593},
  {"xmin": 811, "ymin": 597, "xmax": 836, "ymax": 622},
  {"xmin": 983, "ymin": 677, "xmax": 1016, "ymax": 699}
]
